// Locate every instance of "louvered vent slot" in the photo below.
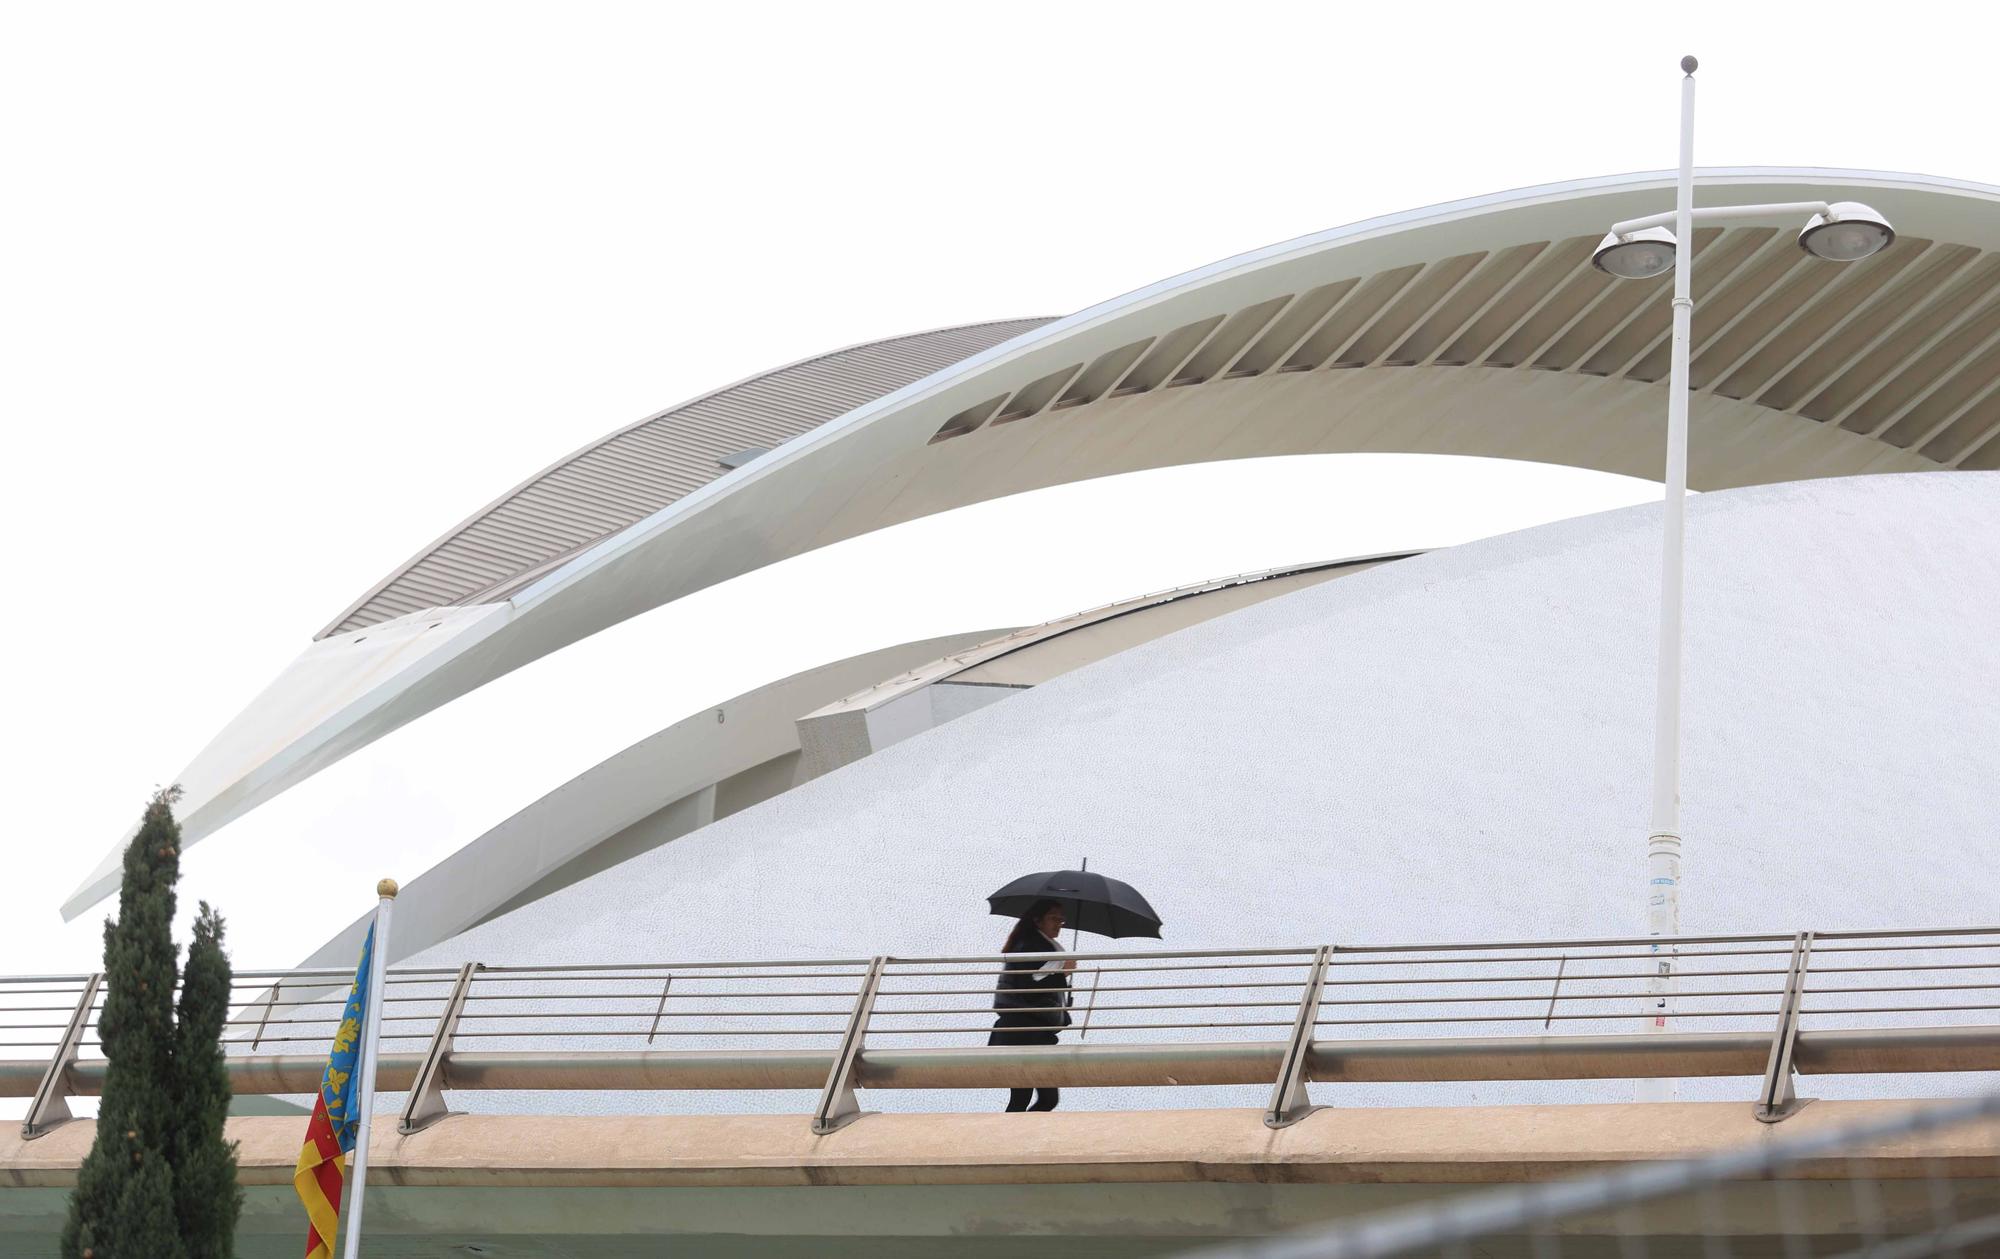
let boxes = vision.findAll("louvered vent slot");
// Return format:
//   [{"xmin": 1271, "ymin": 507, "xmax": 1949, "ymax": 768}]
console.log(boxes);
[
  {"xmin": 1697, "ymin": 258, "xmax": 1851, "ymax": 397},
  {"xmin": 1950, "ymin": 409, "xmax": 2000, "ymax": 468},
  {"xmin": 1718, "ymin": 242, "xmax": 1928, "ymax": 403},
  {"xmin": 1227, "ymin": 281, "xmax": 1357, "ymax": 377},
  {"xmin": 1758, "ymin": 245, "xmax": 1976, "ymax": 412},
  {"xmin": 1171, "ymin": 297, "xmax": 1293, "ymax": 386},
  {"xmin": 1389, "ymin": 244, "xmax": 1547, "ymax": 366},
  {"xmin": 1282, "ymin": 266, "xmax": 1422, "ymax": 370},
  {"xmin": 1905, "ymin": 345, "xmax": 2000, "ymax": 459},
  {"xmin": 1341, "ymin": 253, "xmax": 1485, "ymax": 367},
  {"xmin": 1055, "ymin": 339, "xmax": 1155, "ymax": 409},
  {"xmin": 1865, "ymin": 299, "xmax": 2000, "ymax": 443},
  {"xmin": 1114, "ymin": 317, "xmax": 1225, "ymax": 395},
  {"xmin": 1531, "ymin": 260, "xmax": 1664, "ymax": 372},
  {"xmin": 1436, "ymin": 238, "xmax": 1594, "ymax": 366},
  {"xmin": 930, "ymin": 394, "xmax": 1009, "ymax": 444},
  {"xmin": 1798, "ymin": 253, "xmax": 2000, "ymax": 425},
  {"xmin": 993, "ymin": 364, "xmax": 1084, "ymax": 424}
]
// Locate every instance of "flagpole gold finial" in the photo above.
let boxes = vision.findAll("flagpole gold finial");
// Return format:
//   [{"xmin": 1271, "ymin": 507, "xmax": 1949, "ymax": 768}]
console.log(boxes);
[{"xmin": 377, "ymin": 878, "xmax": 400, "ymax": 899}]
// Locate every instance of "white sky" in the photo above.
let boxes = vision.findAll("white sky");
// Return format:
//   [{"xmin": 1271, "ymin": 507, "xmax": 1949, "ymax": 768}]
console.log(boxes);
[{"xmin": 4, "ymin": 0, "xmax": 1994, "ymax": 991}]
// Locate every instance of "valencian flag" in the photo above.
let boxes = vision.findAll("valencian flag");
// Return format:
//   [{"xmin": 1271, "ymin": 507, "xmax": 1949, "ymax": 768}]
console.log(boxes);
[{"xmin": 293, "ymin": 923, "xmax": 376, "ymax": 1259}]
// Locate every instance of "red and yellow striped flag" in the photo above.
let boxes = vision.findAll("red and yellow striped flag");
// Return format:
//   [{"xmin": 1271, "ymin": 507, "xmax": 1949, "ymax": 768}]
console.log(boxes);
[{"xmin": 292, "ymin": 923, "xmax": 375, "ymax": 1259}]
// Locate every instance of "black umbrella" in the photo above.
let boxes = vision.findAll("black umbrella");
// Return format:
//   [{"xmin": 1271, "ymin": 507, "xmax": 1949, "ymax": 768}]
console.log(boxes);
[{"xmin": 986, "ymin": 868, "xmax": 1163, "ymax": 939}]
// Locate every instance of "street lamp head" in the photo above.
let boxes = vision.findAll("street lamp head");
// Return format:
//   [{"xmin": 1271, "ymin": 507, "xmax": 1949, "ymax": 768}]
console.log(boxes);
[
  {"xmin": 1799, "ymin": 202, "xmax": 1895, "ymax": 262},
  {"xmin": 1592, "ymin": 226, "xmax": 1677, "ymax": 280}
]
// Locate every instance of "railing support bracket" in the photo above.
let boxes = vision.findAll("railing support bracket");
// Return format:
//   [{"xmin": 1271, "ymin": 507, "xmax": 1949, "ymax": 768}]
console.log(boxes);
[
  {"xmin": 1265, "ymin": 946, "xmax": 1331, "ymax": 1128},
  {"xmin": 22, "ymin": 973, "xmax": 101, "ymax": 1140},
  {"xmin": 400, "ymin": 961, "xmax": 480, "ymax": 1134},
  {"xmin": 812, "ymin": 956, "xmax": 886, "ymax": 1135},
  {"xmin": 1755, "ymin": 931, "xmax": 1814, "ymax": 1123}
]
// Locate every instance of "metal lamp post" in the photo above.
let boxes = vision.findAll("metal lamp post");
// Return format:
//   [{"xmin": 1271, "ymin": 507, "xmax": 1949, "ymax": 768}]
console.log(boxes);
[{"xmin": 1590, "ymin": 57, "xmax": 1894, "ymax": 1095}]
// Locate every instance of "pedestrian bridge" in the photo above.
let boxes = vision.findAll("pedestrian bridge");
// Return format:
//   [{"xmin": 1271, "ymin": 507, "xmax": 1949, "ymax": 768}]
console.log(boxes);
[{"xmin": 7, "ymin": 926, "xmax": 2000, "ymax": 1254}]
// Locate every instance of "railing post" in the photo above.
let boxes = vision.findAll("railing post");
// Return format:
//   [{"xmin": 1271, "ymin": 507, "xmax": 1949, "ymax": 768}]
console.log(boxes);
[
  {"xmin": 812, "ymin": 956, "xmax": 885, "ymax": 1135},
  {"xmin": 250, "ymin": 979, "xmax": 280, "ymax": 1051},
  {"xmin": 1755, "ymin": 931, "xmax": 1814, "ymax": 1123},
  {"xmin": 1075, "ymin": 969, "xmax": 1102, "ymax": 1040},
  {"xmin": 23, "ymin": 973, "xmax": 101, "ymax": 1140},
  {"xmin": 645, "ymin": 974, "xmax": 674, "ymax": 1044},
  {"xmin": 399, "ymin": 962, "xmax": 479, "ymax": 1134},
  {"xmin": 1265, "ymin": 947, "xmax": 1331, "ymax": 1129}
]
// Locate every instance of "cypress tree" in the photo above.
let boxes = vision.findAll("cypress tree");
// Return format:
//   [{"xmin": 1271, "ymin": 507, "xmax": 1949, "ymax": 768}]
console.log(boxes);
[
  {"xmin": 62, "ymin": 790, "xmax": 192, "ymax": 1259},
  {"xmin": 174, "ymin": 901, "xmax": 242, "ymax": 1256}
]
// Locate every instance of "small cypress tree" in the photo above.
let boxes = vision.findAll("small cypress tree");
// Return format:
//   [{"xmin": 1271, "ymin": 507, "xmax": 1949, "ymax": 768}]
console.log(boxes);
[
  {"xmin": 174, "ymin": 901, "xmax": 242, "ymax": 1256},
  {"xmin": 63, "ymin": 788, "xmax": 190, "ymax": 1259}
]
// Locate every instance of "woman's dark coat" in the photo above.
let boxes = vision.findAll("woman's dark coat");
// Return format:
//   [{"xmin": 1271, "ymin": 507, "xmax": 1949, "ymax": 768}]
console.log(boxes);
[{"xmin": 987, "ymin": 928, "xmax": 1072, "ymax": 1047}]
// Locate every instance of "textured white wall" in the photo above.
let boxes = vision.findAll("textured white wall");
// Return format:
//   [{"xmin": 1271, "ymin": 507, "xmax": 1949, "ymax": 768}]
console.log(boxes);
[{"xmin": 405, "ymin": 472, "xmax": 2000, "ymax": 1115}]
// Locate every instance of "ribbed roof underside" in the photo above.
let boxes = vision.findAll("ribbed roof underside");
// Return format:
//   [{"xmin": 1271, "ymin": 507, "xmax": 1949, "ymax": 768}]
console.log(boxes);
[
  {"xmin": 322, "ymin": 318, "xmax": 1054, "ymax": 638},
  {"xmin": 931, "ymin": 228, "xmax": 2000, "ymax": 474}
]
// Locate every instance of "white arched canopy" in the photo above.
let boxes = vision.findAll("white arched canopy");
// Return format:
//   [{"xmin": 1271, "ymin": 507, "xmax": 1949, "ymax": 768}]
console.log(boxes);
[{"xmin": 65, "ymin": 167, "xmax": 2000, "ymax": 919}]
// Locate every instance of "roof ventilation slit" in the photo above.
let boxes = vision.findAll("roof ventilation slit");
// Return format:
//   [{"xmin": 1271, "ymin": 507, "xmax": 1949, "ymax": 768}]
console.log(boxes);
[
  {"xmin": 1054, "ymin": 339, "xmax": 1156, "ymax": 409},
  {"xmin": 1675, "ymin": 233, "xmax": 1810, "ymax": 389},
  {"xmin": 1763, "ymin": 245, "xmax": 1975, "ymax": 413},
  {"xmin": 1864, "ymin": 304, "xmax": 2000, "ymax": 444},
  {"xmin": 1283, "ymin": 265, "xmax": 1424, "ymax": 371},
  {"xmin": 929, "ymin": 394, "xmax": 1009, "ymax": 443},
  {"xmin": 1112, "ymin": 317, "xmax": 1226, "ymax": 395},
  {"xmin": 1799, "ymin": 253, "xmax": 2000, "ymax": 426},
  {"xmin": 1435, "ymin": 237, "xmax": 1596, "ymax": 366},
  {"xmin": 1912, "ymin": 370, "xmax": 2000, "ymax": 462},
  {"xmin": 1228, "ymin": 280, "xmax": 1357, "ymax": 376},
  {"xmin": 1171, "ymin": 297, "xmax": 1293, "ymax": 385},
  {"xmin": 1722, "ymin": 241, "xmax": 1930, "ymax": 404},
  {"xmin": 1347, "ymin": 252, "xmax": 1487, "ymax": 367},
  {"xmin": 1946, "ymin": 402, "xmax": 2000, "ymax": 468},
  {"xmin": 992, "ymin": 364, "xmax": 1085, "ymax": 424},
  {"xmin": 1530, "ymin": 256, "xmax": 1669, "ymax": 372},
  {"xmin": 1392, "ymin": 243, "xmax": 1549, "ymax": 366}
]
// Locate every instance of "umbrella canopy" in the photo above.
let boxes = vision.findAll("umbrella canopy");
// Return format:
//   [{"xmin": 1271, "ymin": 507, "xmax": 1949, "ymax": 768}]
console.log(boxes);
[{"xmin": 986, "ymin": 869, "xmax": 1163, "ymax": 939}]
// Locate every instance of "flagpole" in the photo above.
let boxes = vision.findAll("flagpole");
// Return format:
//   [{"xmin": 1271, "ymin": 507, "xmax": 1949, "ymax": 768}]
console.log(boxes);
[{"xmin": 341, "ymin": 878, "xmax": 397, "ymax": 1259}]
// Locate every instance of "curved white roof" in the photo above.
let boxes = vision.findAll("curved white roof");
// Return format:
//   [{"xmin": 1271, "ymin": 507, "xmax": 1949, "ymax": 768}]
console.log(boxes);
[
  {"xmin": 66, "ymin": 167, "xmax": 2000, "ymax": 919},
  {"xmin": 406, "ymin": 470, "xmax": 2000, "ymax": 1114},
  {"xmin": 320, "ymin": 319, "xmax": 1053, "ymax": 638}
]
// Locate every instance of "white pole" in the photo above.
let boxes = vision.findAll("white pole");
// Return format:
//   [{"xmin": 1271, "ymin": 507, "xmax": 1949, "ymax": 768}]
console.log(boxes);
[
  {"xmin": 1640, "ymin": 57, "xmax": 1697, "ymax": 1100},
  {"xmin": 341, "ymin": 878, "xmax": 398, "ymax": 1259}
]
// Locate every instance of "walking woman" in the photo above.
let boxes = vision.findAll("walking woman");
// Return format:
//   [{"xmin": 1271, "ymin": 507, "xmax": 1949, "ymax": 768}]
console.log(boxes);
[{"xmin": 987, "ymin": 898, "xmax": 1074, "ymax": 1112}]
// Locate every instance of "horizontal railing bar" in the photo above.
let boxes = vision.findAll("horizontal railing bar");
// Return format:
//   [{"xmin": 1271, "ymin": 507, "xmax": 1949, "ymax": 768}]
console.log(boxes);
[
  {"xmin": 884, "ymin": 967, "xmax": 1320, "ymax": 987},
  {"xmin": 452, "ymin": 1009, "xmax": 852, "ymax": 1021},
  {"xmin": 1802, "ymin": 981, "xmax": 2000, "ymax": 995},
  {"xmin": 1319, "ymin": 1009, "xmax": 1783, "ymax": 1025},
  {"xmin": 1810, "ymin": 960, "xmax": 2000, "ymax": 974},
  {"xmin": 458, "ymin": 990, "xmax": 863, "ymax": 1003},
  {"xmin": 887, "ymin": 947, "xmax": 1321, "ymax": 966},
  {"xmin": 449, "ymin": 1028, "xmax": 847, "ymax": 1039},
  {"xmin": 1325, "ymin": 946, "xmax": 1799, "ymax": 968},
  {"xmin": 473, "ymin": 959, "xmax": 875, "ymax": 975},
  {"xmin": 1801, "ymin": 1002, "xmax": 2000, "ymax": 1015}
]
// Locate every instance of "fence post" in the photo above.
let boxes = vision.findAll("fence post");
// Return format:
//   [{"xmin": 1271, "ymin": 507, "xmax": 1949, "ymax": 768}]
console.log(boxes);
[
  {"xmin": 812, "ymin": 956, "xmax": 886, "ymax": 1135},
  {"xmin": 399, "ymin": 962, "xmax": 479, "ymax": 1134},
  {"xmin": 1754, "ymin": 931, "xmax": 1814, "ymax": 1123},
  {"xmin": 22, "ymin": 973, "xmax": 101, "ymax": 1140},
  {"xmin": 1265, "ymin": 947, "xmax": 1331, "ymax": 1129}
]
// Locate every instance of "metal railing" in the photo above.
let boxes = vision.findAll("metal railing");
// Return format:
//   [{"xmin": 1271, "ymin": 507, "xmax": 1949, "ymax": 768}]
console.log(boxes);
[{"xmin": 8, "ymin": 925, "xmax": 2000, "ymax": 1139}]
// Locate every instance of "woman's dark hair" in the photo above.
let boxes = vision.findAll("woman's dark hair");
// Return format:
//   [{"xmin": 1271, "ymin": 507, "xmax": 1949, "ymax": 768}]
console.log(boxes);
[{"xmin": 1004, "ymin": 898, "xmax": 1065, "ymax": 950}]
